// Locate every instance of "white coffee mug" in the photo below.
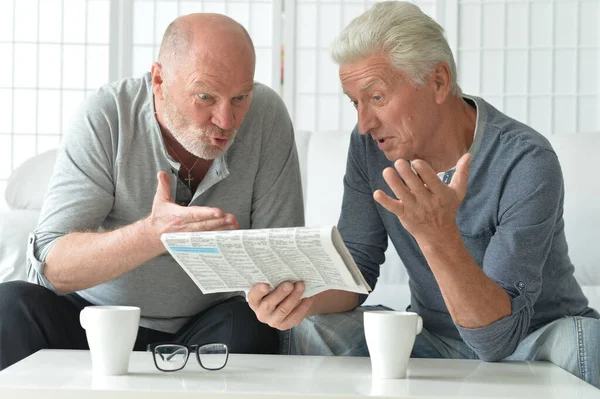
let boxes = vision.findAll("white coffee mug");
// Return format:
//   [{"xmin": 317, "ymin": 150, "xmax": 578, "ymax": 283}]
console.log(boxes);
[
  {"xmin": 364, "ymin": 311, "xmax": 423, "ymax": 379},
  {"xmin": 80, "ymin": 306, "xmax": 140, "ymax": 376}
]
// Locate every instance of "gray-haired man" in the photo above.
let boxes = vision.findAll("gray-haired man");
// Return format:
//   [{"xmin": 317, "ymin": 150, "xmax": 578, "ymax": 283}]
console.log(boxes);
[{"xmin": 249, "ymin": 1, "xmax": 600, "ymax": 388}]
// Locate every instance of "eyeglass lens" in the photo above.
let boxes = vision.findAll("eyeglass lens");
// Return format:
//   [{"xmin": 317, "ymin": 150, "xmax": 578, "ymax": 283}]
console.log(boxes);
[
  {"xmin": 198, "ymin": 343, "xmax": 228, "ymax": 370},
  {"xmin": 154, "ymin": 344, "xmax": 189, "ymax": 371}
]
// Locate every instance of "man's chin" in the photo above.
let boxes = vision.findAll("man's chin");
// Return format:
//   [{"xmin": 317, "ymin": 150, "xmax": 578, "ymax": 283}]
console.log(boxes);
[{"xmin": 187, "ymin": 145, "xmax": 228, "ymax": 160}]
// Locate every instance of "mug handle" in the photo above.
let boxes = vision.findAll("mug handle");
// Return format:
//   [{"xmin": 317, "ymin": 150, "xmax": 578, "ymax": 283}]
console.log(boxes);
[
  {"xmin": 80, "ymin": 308, "xmax": 89, "ymax": 330},
  {"xmin": 416, "ymin": 315, "xmax": 423, "ymax": 335}
]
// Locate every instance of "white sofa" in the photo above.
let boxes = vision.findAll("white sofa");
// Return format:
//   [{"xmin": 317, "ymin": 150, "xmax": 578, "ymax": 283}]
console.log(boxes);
[{"xmin": 1, "ymin": 130, "xmax": 599, "ymax": 312}]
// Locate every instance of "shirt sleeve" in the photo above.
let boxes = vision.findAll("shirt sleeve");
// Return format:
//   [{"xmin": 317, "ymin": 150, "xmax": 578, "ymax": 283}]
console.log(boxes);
[
  {"xmin": 456, "ymin": 144, "xmax": 564, "ymax": 361},
  {"xmin": 337, "ymin": 129, "xmax": 388, "ymax": 304},
  {"xmin": 27, "ymin": 91, "xmax": 117, "ymax": 291},
  {"xmin": 248, "ymin": 87, "xmax": 305, "ymax": 229}
]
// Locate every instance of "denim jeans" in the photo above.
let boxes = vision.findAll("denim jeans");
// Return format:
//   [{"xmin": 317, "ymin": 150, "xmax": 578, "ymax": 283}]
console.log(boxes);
[{"xmin": 287, "ymin": 306, "xmax": 600, "ymax": 389}]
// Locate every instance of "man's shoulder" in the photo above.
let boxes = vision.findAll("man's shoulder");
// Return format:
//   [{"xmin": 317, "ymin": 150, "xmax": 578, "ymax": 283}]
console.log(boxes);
[
  {"xmin": 241, "ymin": 82, "xmax": 291, "ymax": 135},
  {"xmin": 62, "ymin": 73, "xmax": 153, "ymax": 157},
  {"xmin": 89, "ymin": 73, "xmax": 151, "ymax": 110},
  {"xmin": 246, "ymin": 82, "xmax": 285, "ymax": 116},
  {"xmin": 250, "ymin": 81, "xmax": 280, "ymax": 101},
  {"xmin": 478, "ymin": 97, "xmax": 554, "ymax": 154}
]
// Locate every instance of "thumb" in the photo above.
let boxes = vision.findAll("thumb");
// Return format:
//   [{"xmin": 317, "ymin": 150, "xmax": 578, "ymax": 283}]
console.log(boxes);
[
  {"xmin": 155, "ymin": 171, "xmax": 173, "ymax": 203},
  {"xmin": 449, "ymin": 153, "xmax": 472, "ymax": 201}
]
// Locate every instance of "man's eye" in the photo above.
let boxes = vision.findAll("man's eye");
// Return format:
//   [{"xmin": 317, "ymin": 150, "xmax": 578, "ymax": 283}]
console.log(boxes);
[
  {"xmin": 233, "ymin": 95, "xmax": 247, "ymax": 101},
  {"xmin": 198, "ymin": 93, "xmax": 212, "ymax": 100},
  {"xmin": 373, "ymin": 95, "xmax": 382, "ymax": 102},
  {"xmin": 350, "ymin": 99, "xmax": 358, "ymax": 108}
]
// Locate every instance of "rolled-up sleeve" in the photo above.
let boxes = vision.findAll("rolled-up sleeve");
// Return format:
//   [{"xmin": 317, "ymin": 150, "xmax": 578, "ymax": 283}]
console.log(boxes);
[
  {"xmin": 456, "ymin": 145, "xmax": 563, "ymax": 361},
  {"xmin": 27, "ymin": 93, "xmax": 116, "ymax": 291}
]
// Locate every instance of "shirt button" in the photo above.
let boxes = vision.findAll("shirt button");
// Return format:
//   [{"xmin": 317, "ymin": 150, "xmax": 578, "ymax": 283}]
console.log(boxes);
[{"xmin": 517, "ymin": 281, "xmax": 525, "ymax": 290}]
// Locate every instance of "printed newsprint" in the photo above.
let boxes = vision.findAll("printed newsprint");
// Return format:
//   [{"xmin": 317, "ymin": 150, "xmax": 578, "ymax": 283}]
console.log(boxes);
[{"xmin": 161, "ymin": 226, "xmax": 371, "ymax": 298}]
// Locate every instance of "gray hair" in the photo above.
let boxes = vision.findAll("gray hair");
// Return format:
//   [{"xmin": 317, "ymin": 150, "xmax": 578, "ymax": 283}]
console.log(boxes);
[{"xmin": 331, "ymin": 1, "xmax": 461, "ymax": 96}]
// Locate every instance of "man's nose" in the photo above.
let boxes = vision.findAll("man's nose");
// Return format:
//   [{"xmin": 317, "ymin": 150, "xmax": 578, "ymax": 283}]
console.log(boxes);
[
  {"xmin": 211, "ymin": 102, "xmax": 235, "ymax": 131},
  {"xmin": 357, "ymin": 105, "xmax": 379, "ymax": 136}
]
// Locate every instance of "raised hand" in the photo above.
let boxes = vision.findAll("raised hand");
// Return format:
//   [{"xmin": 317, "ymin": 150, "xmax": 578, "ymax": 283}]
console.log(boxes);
[
  {"xmin": 147, "ymin": 171, "xmax": 239, "ymax": 237},
  {"xmin": 373, "ymin": 153, "xmax": 471, "ymax": 242}
]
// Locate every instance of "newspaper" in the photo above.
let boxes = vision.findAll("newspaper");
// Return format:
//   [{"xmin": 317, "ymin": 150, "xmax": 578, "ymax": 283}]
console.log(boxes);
[{"xmin": 161, "ymin": 226, "xmax": 371, "ymax": 298}]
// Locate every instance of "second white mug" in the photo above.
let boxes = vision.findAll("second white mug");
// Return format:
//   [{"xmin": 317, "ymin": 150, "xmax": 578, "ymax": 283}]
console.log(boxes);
[
  {"xmin": 80, "ymin": 305, "xmax": 140, "ymax": 376},
  {"xmin": 364, "ymin": 311, "xmax": 423, "ymax": 379}
]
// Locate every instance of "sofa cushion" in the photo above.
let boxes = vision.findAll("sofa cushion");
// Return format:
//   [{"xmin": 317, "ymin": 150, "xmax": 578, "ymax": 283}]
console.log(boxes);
[
  {"xmin": 549, "ymin": 133, "xmax": 600, "ymax": 310},
  {"xmin": 5, "ymin": 149, "xmax": 57, "ymax": 211},
  {"xmin": 0, "ymin": 210, "xmax": 40, "ymax": 282},
  {"xmin": 294, "ymin": 130, "xmax": 311, "ymax": 206}
]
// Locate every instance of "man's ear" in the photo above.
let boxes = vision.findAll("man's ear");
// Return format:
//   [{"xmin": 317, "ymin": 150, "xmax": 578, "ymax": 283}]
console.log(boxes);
[
  {"xmin": 431, "ymin": 62, "xmax": 452, "ymax": 104},
  {"xmin": 151, "ymin": 62, "xmax": 165, "ymax": 100}
]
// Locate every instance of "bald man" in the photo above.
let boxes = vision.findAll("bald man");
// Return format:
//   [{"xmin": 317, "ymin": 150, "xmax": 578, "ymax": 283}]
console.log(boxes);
[{"xmin": 0, "ymin": 14, "xmax": 304, "ymax": 370}]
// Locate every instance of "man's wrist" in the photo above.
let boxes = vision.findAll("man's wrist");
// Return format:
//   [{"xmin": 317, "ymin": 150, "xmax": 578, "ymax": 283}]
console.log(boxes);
[
  {"xmin": 136, "ymin": 217, "xmax": 166, "ymax": 255},
  {"xmin": 415, "ymin": 225, "xmax": 462, "ymax": 255}
]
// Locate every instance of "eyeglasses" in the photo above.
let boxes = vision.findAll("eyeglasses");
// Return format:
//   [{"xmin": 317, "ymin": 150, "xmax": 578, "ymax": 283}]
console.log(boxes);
[{"xmin": 147, "ymin": 342, "xmax": 229, "ymax": 372}]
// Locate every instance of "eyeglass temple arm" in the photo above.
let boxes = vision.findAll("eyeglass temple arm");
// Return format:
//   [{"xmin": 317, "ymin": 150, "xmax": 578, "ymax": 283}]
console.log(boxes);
[{"xmin": 164, "ymin": 347, "xmax": 188, "ymax": 362}]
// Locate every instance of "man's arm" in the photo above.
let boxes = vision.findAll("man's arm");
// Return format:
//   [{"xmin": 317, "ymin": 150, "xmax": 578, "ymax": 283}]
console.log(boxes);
[
  {"xmin": 375, "ymin": 147, "xmax": 562, "ymax": 361},
  {"xmin": 29, "ymin": 92, "xmax": 236, "ymax": 294},
  {"xmin": 44, "ymin": 172, "xmax": 237, "ymax": 293}
]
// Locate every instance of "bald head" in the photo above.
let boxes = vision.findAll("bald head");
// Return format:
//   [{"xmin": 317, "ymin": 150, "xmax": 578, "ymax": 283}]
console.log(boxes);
[{"xmin": 158, "ymin": 13, "xmax": 255, "ymax": 79}]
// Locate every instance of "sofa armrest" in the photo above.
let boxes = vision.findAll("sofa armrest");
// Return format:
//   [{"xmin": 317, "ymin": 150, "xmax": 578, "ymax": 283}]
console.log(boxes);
[{"xmin": 0, "ymin": 210, "xmax": 40, "ymax": 283}]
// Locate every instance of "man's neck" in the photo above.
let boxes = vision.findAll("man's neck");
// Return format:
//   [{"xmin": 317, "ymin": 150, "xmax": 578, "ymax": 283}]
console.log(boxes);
[{"xmin": 420, "ymin": 97, "xmax": 477, "ymax": 173}]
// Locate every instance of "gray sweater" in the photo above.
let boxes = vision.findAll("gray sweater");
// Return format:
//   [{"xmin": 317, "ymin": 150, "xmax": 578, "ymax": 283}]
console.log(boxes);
[
  {"xmin": 27, "ymin": 73, "xmax": 305, "ymax": 333},
  {"xmin": 338, "ymin": 96, "xmax": 598, "ymax": 361}
]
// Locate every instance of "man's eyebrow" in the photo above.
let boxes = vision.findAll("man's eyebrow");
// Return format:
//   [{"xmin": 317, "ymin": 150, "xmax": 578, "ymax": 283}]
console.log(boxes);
[
  {"xmin": 360, "ymin": 79, "xmax": 383, "ymax": 91},
  {"xmin": 343, "ymin": 79, "xmax": 384, "ymax": 97},
  {"xmin": 240, "ymin": 83, "xmax": 255, "ymax": 93},
  {"xmin": 192, "ymin": 81, "xmax": 216, "ymax": 92},
  {"xmin": 192, "ymin": 82, "xmax": 255, "ymax": 95}
]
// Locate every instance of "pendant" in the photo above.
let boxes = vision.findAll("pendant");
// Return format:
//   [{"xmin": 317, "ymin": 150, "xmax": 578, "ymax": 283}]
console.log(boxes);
[{"xmin": 184, "ymin": 172, "xmax": 194, "ymax": 188}]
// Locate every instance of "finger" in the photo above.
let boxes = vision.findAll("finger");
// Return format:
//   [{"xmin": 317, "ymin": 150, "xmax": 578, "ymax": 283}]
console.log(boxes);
[
  {"xmin": 382, "ymin": 166, "xmax": 413, "ymax": 205},
  {"xmin": 269, "ymin": 282, "xmax": 306, "ymax": 327},
  {"xmin": 256, "ymin": 281, "xmax": 296, "ymax": 318},
  {"xmin": 278, "ymin": 297, "xmax": 315, "ymax": 330},
  {"xmin": 155, "ymin": 171, "xmax": 173, "ymax": 202},
  {"xmin": 449, "ymin": 153, "xmax": 472, "ymax": 201},
  {"xmin": 223, "ymin": 214, "xmax": 239, "ymax": 229},
  {"xmin": 247, "ymin": 283, "xmax": 271, "ymax": 310},
  {"xmin": 184, "ymin": 218, "xmax": 237, "ymax": 232},
  {"xmin": 185, "ymin": 206, "xmax": 225, "ymax": 223},
  {"xmin": 411, "ymin": 159, "xmax": 445, "ymax": 193},
  {"xmin": 374, "ymin": 189, "xmax": 404, "ymax": 216},
  {"xmin": 394, "ymin": 160, "xmax": 428, "ymax": 196}
]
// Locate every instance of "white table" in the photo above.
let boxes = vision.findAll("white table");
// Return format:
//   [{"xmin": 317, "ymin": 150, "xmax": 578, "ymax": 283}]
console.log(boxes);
[{"xmin": 0, "ymin": 350, "xmax": 598, "ymax": 398}]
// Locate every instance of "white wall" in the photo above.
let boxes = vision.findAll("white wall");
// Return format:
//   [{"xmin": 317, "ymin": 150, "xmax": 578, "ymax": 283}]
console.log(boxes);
[
  {"xmin": 0, "ymin": 0, "xmax": 112, "ymax": 212},
  {"xmin": 284, "ymin": 0, "xmax": 600, "ymax": 139},
  {"xmin": 1, "ymin": 0, "xmax": 599, "ymax": 211}
]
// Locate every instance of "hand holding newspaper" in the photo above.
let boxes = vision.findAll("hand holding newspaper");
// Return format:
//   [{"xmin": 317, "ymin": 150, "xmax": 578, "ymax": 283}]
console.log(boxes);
[{"xmin": 161, "ymin": 226, "xmax": 371, "ymax": 298}]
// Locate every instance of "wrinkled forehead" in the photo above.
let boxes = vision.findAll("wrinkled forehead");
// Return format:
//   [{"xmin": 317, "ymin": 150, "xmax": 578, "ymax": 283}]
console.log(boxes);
[
  {"xmin": 166, "ymin": 45, "xmax": 255, "ymax": 93},
  {"xmin": 339, "ymin": 56, "xmax": 398, "ymax": 91}
]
